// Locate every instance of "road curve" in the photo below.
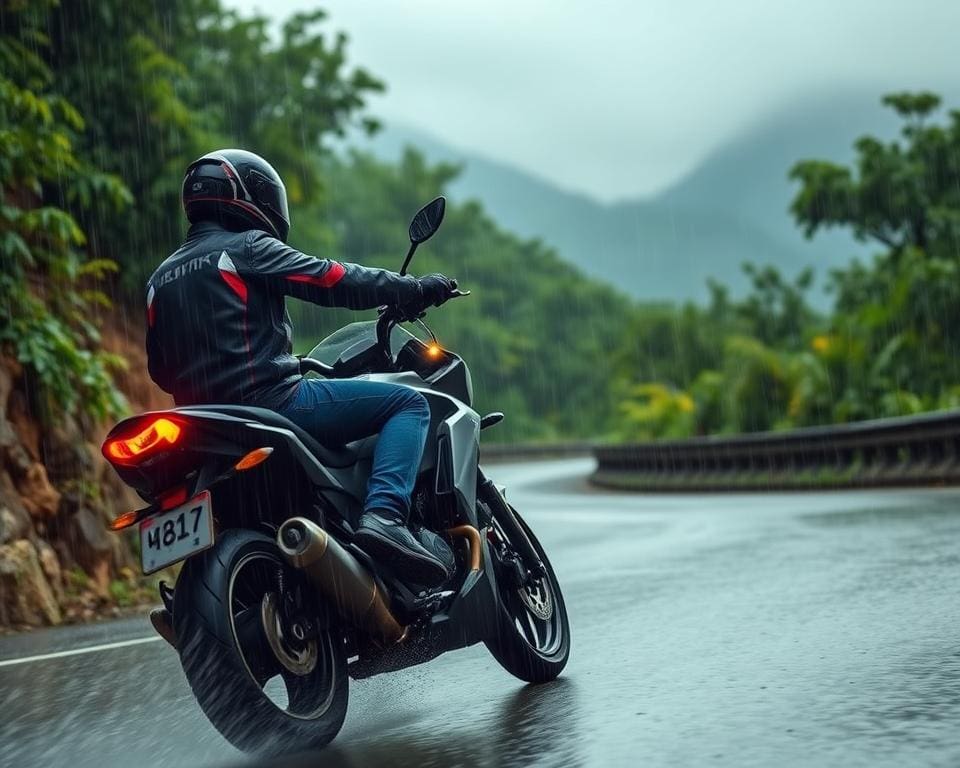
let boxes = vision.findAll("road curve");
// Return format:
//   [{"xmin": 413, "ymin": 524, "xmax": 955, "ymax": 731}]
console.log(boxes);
[{"xmin": 2, "ymin": 459, "xmax": 960, "ymax": 767}]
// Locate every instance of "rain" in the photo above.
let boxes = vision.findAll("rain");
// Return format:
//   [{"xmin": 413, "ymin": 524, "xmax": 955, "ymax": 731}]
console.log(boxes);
[{"xmin": 2, "ymin": 1, "xmax": 960, "ymax": 766}]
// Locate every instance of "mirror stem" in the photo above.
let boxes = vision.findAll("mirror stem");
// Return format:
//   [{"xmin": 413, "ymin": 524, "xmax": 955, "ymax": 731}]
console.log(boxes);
[{"xmin": 400, "ymin": 242, "xmax": 418, "ymax": 277}]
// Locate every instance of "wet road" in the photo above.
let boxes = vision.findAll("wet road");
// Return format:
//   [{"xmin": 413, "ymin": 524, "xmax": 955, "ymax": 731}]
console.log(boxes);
[{"xmin": 3, "ymin": 459, "xmax": 960, "ymax": 767}]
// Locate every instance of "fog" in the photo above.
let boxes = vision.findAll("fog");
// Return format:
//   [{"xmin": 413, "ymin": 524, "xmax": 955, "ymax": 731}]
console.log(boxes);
[{"xmin": 227, "ymin": 0, "xmax": 960, "ymax": 201}]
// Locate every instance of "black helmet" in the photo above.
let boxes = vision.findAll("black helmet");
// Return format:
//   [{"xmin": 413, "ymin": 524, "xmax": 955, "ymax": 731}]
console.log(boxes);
[{"xmin": 182, "ymin": 149, "xmax": 290, "ymax": 242}]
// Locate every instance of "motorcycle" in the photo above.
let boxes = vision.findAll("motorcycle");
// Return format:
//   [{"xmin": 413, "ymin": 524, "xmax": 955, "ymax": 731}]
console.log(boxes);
[{"xmin": 100, "ymin": 196, "xmax": 570, "ymax": 755}]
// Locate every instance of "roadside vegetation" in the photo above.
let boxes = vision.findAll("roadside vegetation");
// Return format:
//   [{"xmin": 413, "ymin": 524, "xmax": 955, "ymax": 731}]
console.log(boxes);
[
  {"xmin": 3, "ymin": 0, "xmax": 959, "ymax": 450},
  {"xmin": 2, "ymin": 0, "xmax": 959, "ymax": 627},
  {"xmin": 614, "ymin": 93, "xmax": 960, "ymax": 439},
  {"xmin": 2, "ymin": 0, "xmax": 628, "ymax": 444}
]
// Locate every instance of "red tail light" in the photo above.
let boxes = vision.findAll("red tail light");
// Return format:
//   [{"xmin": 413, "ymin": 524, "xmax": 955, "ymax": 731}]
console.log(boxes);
[
  {"xmin": 157, "ymin": 486, "xmax": 189, "ymax": 510},
  {"xmin": 104, "ymin": 417, "xmax": 182, "ymax": 465}
]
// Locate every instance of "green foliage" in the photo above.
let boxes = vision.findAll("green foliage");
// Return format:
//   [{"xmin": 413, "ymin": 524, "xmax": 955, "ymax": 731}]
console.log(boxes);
[
  {"xmin": 2, "ymin": 0, "xmax": 382, "ymax": 423},
  {"xmin": 292, "ymin": 149, "xmax": 632, "ymax": 441},
  {"xmin": 617, "ymin": 383, "xmax": 695, "ymax": 441},
  {"xmin": 616, "ymin": 90, "xmax": 960, "ymax": 439},
  {"xmin": 721, "ymin": 335, "xmax": 798, "ymax": 433},
  {"xmin": 65, "ymin": 567, "xmax": 89, "ymax": 595},
  {"xmin": 190, "ymin": 9, "xmax": 384, "ymax": 204},
  {"xmin": 46, "ymin": 0, "xmax": 383, "ymax": 295},
  {"xmin": 8, "ymin": 0, "xmax": 632, "ymax": 441},
  {"xmin": 789, "ymin": 90, "xmax": 960, "ymax": 255},
  {"xmin": 795, "ymin": 95, "xmax": 960, "ymax": 423},
  {"xmin": 108, "ymin": 579, "xmax": 133, "ymax": 607},
  {"xmin": 612, "ymin": 301, "xmax": 723, "ymax": 390},
  {"xmin": 0, "ymin": 0, "xmax": 129, "ymax": 422},
  {"xmin": 16, "ymin": 0, "xmax": 959, "ymax": 445},
  {"xmin": 688, "ymin": 370, "xmax": 725, "ymax": 434},
  {"xmin": 735, "ymin": 264, "xmax": 817, "ymax": 351}
]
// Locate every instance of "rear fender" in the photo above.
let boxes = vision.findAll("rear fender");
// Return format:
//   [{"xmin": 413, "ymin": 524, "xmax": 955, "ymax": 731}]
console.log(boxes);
[{"xmin": 104, "ymin": 409, "xmax": 354, "ymax": 517}]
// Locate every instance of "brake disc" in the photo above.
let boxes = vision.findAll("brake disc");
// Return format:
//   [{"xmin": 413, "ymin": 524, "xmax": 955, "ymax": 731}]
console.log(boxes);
[
  {"xmin": 519, "ymin": 578, "xmax": 554, "ymax": 621},
  {"xmin": 260, "ymin": 592, "xmax": 318, "ymax": 676}
]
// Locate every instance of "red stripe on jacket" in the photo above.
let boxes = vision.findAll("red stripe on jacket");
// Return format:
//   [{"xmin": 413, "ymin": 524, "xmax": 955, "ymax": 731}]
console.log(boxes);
[
  {"xmin": 286, "ymin": 262, "xmax": 346, "ymax": 289},
  {"xmin": 219, "ymin": 269, "xmax": 248, "ymax": 302}
]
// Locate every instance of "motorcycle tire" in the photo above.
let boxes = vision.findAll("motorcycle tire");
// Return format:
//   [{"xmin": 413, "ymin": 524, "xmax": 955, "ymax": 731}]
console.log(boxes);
[
  {"xmin": 484, "ymin": 507, "xmax": 571, "ymax": 683},
  {"xmin": 173, "ymin": 529, "xmax": 348, "ymax": 755}
]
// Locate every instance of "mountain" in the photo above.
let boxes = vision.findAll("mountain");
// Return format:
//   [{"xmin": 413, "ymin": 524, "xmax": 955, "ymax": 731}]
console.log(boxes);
[{"xmin": 352, "ymin": 90, "xmax": 939, "ymax": 306}]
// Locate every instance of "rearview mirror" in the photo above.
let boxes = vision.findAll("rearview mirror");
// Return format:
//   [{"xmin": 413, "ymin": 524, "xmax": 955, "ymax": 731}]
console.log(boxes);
[{"xmin": 408, "ymin": 196, "xmax": 446, "ymax": 244}]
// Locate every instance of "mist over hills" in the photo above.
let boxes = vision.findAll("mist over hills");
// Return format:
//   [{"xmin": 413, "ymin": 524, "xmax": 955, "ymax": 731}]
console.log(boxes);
[{"xmin": 353, "ymin": 91, "xmax": 924, "ymax": 306}]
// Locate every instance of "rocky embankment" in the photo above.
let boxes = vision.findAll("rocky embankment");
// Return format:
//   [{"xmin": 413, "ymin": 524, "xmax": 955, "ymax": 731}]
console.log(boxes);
[{"xmin": 0, "ymin": 322, "xmax": 171, "ymax": 629}]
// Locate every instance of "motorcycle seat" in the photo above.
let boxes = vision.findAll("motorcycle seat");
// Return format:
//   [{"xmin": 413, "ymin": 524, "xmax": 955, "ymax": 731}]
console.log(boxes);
[{"xmin": 175, "ymin": 405, "xmax": 361, "ymax": 468}]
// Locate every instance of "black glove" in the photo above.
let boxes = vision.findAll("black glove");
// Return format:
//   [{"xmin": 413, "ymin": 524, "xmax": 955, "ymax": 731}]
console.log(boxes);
[{"xmin": 417, "ymin": 273, "xmax": 457, "ymax": 308}]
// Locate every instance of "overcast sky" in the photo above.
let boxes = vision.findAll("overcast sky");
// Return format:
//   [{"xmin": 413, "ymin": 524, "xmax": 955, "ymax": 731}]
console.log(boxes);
[{"xmin": 226, "ymin": 0, "xmax": 959, "ymax": 202}]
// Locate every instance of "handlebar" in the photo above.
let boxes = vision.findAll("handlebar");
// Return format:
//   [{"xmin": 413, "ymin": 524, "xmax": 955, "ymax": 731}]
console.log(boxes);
[{"xmin": 375, "ymin": 285, "xmax": 470, "ymax": 361}]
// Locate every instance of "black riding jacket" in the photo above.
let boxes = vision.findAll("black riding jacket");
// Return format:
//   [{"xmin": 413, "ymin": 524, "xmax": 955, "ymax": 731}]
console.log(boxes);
[{"xmin": 145, "ymin": 221, "xmax": 422, "ymax": 407}]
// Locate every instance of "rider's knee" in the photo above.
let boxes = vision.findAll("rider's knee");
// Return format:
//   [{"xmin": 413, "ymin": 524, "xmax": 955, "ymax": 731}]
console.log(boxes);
[{"xmin": 400, "ymin": 387, "xmax": 429, "ymax": 417}]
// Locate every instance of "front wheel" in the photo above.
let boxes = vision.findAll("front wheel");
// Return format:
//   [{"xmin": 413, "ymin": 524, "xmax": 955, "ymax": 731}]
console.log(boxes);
[
  {"xmin": 173, "ymin": 529, "xmax": 348, "ymax": 756},
  {"xmin": 484, "ymin": 506, "xmax": 570, "ymax": 683}
]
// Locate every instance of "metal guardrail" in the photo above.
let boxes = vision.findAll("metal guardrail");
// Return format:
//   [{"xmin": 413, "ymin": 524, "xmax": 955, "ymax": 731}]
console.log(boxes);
[{"xmin": 592, "ymin": 410, "xmax": 960, "ymax": 491}]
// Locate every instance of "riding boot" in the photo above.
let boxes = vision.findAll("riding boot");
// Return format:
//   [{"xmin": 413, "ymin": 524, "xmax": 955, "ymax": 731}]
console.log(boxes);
[{"xmin": 355, "ymin": 509, "xmax": 453, "ymax": 586}]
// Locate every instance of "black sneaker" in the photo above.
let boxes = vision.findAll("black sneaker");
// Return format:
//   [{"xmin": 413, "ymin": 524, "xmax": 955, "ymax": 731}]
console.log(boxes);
[
  {"xmin": 355, "ymin": 511, "xmax": 452, "ymax": 586},
  {"xmin": 414, "ymin": 526, "xmax": 456, "ymax": 577}
]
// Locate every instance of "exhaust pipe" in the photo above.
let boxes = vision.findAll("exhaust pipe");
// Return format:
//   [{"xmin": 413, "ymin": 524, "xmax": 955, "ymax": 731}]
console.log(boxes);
[{"xmin": 277, "ymin": 517, "xmax": 406, "ymax": 645}]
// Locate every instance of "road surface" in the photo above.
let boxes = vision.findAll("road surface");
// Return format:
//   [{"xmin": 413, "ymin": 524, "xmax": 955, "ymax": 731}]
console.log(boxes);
[{"xmin": 2, "ymin": 459, "xmax": 960, "ymax": 767}]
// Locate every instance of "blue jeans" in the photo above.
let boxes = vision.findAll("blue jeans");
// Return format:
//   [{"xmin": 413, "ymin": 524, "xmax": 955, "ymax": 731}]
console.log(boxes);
[{"xmin": 279, "ymin": 378, "xmax": 430, "ymax": 520}]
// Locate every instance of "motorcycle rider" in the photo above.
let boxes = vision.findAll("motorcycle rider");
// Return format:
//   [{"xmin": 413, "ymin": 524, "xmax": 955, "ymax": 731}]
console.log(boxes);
[{"xmin": 145, "ymin": 149, "xmax": 458, "ymax": 594}]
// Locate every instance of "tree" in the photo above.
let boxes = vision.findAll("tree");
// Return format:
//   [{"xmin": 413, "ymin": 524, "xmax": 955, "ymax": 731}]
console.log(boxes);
[
  {"xmin": 790, "ymin": 91, "xmax": 960, "ymax": 257},
  {"xmin": 46, "ymin": 0, "xmax": 384, "ymax": 296},
  {"xmin": 0, "ymin": 0, "xmax": 131, "ymax": 421},
  {"xmin": 790, "ymin": 92, "xmax": 960, "ymax": 419},
  {"xmin": 190, "ymin": 9, "xmax": 384, "ymax": 204},
  {"xmin": 736, "ymin": 263, "xmax": 818, "ymax": 351},
  {"xmin": 293, "ymin": 148, "xmax": 634, "ymax": 442}
]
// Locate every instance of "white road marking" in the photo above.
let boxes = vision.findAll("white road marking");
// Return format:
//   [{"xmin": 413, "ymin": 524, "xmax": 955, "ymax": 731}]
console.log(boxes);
[{"xmin": 0, "ymin": 635, "xmax": 162, "ymax": 668}]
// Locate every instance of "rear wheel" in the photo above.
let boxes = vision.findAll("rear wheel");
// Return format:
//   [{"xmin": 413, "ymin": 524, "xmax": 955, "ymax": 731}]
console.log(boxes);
[
  {"xmin": 484, "ymin": 507, "xmax": 570, "ymax": 683},
  {"xmin": 173, "ymin": 529, "xmax": 348, "ymax": 756}
]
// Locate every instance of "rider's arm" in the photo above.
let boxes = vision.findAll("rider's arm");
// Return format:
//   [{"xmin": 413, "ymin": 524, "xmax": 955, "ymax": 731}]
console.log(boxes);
[{"xmin": 243, "ymin": 231, "xmax": 421, "ymax": 310}]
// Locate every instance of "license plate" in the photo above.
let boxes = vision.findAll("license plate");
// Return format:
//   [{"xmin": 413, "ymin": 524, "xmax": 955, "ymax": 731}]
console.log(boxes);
[{"xmin": 140, "ymin": 491, "xmax": 214, "ymax": 574}]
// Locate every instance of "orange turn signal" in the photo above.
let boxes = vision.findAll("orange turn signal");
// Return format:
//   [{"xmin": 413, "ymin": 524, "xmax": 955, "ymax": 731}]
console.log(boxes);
[
  {"xmin": 105, "ymin": 417, "xmax": 181, "ymax": 465},
  {"xmin": 109, "ymin": 511, "xmax": 139, "ymax": 531},
  {"xmin": 235, "ymin": 447, "xmax": 274, "ymax": 472}
]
